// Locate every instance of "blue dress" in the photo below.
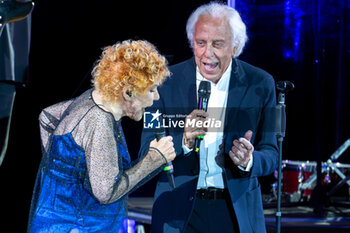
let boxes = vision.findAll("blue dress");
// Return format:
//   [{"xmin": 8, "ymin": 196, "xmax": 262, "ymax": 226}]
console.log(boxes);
[{"xmin": 28, "ymin": 89, "xmax": 160, "ymax": 233}]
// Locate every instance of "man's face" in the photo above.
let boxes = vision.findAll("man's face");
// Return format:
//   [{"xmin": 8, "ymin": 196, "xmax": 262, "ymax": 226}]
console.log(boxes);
[{"xmin": 193, "ymin": 15, "xmax": 234, "ymax": 84}]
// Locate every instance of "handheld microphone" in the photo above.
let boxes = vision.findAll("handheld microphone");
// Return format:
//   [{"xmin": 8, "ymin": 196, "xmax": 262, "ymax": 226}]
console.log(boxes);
[
  {"xmin": 194, "ymin": 81, "xmax": 211, "ymax": 153},
  {"xmin": 155, "ymin": 128, "xmax": 176, "ymax": 189}
]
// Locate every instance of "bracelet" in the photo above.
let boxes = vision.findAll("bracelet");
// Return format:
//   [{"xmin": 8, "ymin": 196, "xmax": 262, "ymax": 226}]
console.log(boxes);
[{"xmin": 149, "ymin": 146, "xmax": 167, "ymax": 164}]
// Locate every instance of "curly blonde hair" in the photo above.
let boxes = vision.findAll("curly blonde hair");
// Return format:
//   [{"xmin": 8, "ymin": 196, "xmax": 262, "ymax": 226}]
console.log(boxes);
[{"xmin": 92, "ymin": 40, "xmax": 170, "ymax": 102}]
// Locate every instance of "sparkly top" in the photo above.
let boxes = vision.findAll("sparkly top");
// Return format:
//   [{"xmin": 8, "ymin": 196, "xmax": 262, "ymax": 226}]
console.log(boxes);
[{"xmin": 28, "ymin": 89, "xmax": 164, "ymax": 232}]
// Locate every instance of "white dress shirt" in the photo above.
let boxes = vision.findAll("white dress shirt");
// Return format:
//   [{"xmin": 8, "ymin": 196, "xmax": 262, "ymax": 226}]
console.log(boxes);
[{"xmin": 182, "ymin": 60, "xmax": 253, "ymax": 189}]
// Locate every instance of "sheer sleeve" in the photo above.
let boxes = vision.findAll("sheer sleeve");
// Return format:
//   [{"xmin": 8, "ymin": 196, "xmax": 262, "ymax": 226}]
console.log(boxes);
[
  {"xmin": 39, "ymin": 100, "xmax": 73, "ymax": 152},
  {"xmin": 80, "ymin": 109, "xmax": 166, "ymax": 204}
]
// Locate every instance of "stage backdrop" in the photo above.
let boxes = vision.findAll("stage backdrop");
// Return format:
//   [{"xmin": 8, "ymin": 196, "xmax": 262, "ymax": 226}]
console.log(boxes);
[{"xmin": 0, "ymin": 0, "xmax": 349, "ymax": 231}]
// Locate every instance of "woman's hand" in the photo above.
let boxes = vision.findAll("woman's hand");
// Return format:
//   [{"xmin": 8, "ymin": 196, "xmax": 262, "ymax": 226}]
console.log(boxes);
[{"xmin": 149, "ymin": 136, "xmax": 176, "ymax": 163}]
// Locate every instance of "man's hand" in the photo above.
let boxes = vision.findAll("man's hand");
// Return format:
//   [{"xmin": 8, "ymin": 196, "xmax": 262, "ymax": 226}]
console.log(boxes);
[
  {"xmin": 183, "ymin": 109, "xmax": 208, "ymax": 149},
  {"xmin": 229, "ymin": 130, "xmax": 254, "ymax": 168}
]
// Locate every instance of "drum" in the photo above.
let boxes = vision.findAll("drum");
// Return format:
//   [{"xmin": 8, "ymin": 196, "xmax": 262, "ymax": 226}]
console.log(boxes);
[
  {"xmin": 281, "ymin": 160, "xmax": 316, "ymax": 199},
  {"xmin": 279, "ymin": 160, "xmax": 350, "ymax": 202}
]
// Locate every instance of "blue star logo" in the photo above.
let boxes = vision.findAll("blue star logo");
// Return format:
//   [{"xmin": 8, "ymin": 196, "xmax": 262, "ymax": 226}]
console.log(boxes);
[{"xmin": 150, "ymin": 109, "xmax": 162, "ymax": 122}]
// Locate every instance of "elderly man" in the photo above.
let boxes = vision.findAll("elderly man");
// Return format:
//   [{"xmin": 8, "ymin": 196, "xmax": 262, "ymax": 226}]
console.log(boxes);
[{"xmin": 140, "ymin": 3, "xmax": 278, "ymax": 233}]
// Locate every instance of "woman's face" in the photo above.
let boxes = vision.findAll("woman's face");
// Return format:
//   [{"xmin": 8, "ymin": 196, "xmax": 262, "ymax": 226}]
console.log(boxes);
[{"xmin": 124, "ymin": 84, "xmax": 160, "ymax": 121}]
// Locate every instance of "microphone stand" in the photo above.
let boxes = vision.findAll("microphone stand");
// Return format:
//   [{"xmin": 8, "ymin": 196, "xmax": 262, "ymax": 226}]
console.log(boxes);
[
  {"xmin": 275, "ymin": 92, "xmax": 285, "ymax": 233},
  {"xmin": 275, "ymin": 81, "xmax": 294, "ymax": 233}
]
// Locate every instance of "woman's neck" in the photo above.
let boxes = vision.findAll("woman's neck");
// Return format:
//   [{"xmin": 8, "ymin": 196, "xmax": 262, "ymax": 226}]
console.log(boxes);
[{"xmin": 92, "ymin": 89, "xmax": 124, "ymax": 121}]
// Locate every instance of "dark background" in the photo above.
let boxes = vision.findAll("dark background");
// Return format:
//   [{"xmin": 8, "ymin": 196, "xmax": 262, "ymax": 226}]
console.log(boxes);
[{"xmin": 1, "ymin": 0, "xmax": 349, "ymax": 231}]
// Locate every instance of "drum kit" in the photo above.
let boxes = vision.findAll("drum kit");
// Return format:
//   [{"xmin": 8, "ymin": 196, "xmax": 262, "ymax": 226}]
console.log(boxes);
[{"xmin": 272, "ymin": 139, "xmax": 350, "ymax": 203}]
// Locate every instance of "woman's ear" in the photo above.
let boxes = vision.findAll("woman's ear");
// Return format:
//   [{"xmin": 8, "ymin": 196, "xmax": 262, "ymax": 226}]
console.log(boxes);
[{"xmin": 122, "ymin": 86, "xmax": 133, "ymax": 101}]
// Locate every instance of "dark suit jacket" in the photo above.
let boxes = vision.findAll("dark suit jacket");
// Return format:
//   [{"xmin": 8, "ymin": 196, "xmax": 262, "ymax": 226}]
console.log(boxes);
[{"xmin": 139, "ymin": 58, "xmax": 278, "ymax": 233}]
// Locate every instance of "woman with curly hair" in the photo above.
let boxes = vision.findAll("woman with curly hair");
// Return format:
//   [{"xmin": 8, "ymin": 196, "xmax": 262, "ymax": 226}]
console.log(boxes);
[{"xmin": 27, "ymin": 40, "xmax": 175, "ymax": 233}]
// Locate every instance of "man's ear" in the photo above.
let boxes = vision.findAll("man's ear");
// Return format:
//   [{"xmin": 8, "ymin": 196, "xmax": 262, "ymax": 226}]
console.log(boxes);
[{"xmin": 232, "ymin": 46, "xmax": 238, "ymax": 57}]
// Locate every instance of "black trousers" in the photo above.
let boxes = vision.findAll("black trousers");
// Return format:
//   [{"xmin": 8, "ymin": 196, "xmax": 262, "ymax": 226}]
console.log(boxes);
[{"xmin": 184, "ymin": 192, "xmax": 239, "ymax": 233}]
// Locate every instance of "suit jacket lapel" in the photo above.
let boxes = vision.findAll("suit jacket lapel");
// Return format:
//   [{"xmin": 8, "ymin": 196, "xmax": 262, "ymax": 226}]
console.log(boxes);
[
  {"xmin": 181, "ymin": 57, "xmax": 197, "ymax": 110},
  {"xmin": 224, "ymin": 59, "xmax": 248, "ymax": 136},
  {"xmin": 223, "ymin": 59, "xmax": 249, "ymax": 199}
]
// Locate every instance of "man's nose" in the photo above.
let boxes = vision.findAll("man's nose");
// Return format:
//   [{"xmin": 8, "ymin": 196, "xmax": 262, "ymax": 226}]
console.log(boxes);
[{"xmin": 203, "ymin": 45, "xmax": 214, "ymax": 57}]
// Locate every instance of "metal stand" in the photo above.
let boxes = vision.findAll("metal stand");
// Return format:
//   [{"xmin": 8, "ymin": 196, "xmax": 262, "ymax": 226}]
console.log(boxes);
[
  {"xmin": 302, "ymin": 139, "xmax": 350, "ymax": 198},
  {"xmin": 275, "ymin": 80, "xmax": 294, "ymax": 233},
  {"xmin": 275, "ymin": 93, "xmax": 285, "ymax": 233},
  {"xmin": 276, "ymin": 136, "xmax": 284, "ymax": 233},
  {"xmin": 326, "ymin": 139, "xmax": 350, "ymax": 198}
]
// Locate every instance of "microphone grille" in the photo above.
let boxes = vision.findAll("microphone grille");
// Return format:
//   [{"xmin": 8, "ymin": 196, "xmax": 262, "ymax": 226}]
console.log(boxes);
[{"xmin": 198, "ymin": 80, "xmax": 211, "ymax": 98}]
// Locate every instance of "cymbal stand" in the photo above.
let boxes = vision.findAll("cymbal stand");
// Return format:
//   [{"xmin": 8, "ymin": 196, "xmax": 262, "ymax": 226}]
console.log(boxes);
[
  {"xmin": 326, "ymin": 139, "xmax": 350, "ymax": 197},
  {"xmin": 301, "ymin": 139, "xmax": 350, "ymax": 203}
]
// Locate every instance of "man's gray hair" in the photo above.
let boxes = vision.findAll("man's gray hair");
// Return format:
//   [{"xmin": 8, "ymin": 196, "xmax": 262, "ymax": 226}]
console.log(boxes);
[{"xmin": 186, "ymin": 2, "xmax": 248, "ymax": 58}]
